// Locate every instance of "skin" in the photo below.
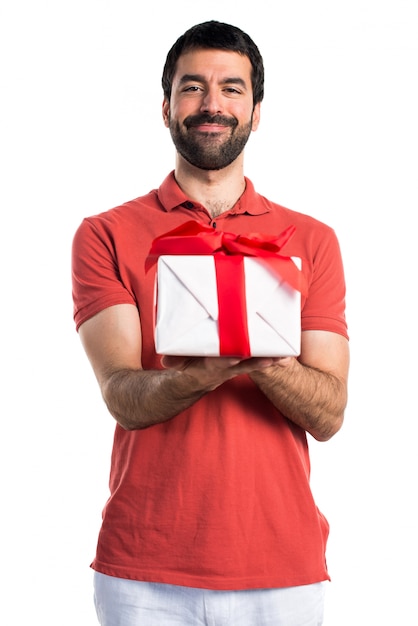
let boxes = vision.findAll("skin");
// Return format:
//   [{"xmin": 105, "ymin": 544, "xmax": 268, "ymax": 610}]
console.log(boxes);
[{"xmin": 79, "ymin": 49, "xmax": 349, "ymax": 442}]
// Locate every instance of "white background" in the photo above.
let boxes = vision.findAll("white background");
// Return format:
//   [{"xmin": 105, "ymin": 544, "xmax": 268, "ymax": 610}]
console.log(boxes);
[{"xmin": 1, "ymin": 1, "xmax": 417, "ymax": 624}]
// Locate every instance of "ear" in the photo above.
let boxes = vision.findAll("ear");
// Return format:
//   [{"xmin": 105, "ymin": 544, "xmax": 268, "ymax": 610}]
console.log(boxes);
[
  {"xmin": 162, "ymin": 98, "xmax": 170, "ymax": 128},
  {"xmin": 251, "ymin": 102, "xmax": 261, "ymax": 131}
]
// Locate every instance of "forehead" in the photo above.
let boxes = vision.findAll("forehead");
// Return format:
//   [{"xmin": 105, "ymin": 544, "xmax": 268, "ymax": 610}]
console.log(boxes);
[{"xmin": 173, "ymin": 48, "xmax": 253, "ymax": 85}]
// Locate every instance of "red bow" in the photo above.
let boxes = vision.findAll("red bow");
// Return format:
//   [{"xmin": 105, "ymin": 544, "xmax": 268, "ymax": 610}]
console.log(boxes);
[{"xmin": 146, "ymin": 221, "xmax": 306, "ymax": 295}]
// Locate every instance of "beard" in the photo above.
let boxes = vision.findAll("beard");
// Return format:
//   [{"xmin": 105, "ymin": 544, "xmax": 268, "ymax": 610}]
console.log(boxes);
[{"xmin": 168, "ymin": 113, "xmax": 253, "ymax": 171}]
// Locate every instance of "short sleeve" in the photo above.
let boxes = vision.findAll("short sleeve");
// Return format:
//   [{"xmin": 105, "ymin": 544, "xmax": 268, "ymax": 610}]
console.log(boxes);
[
  {"xmin": 301, "ymin": 228, "xmax": 348, "ymax": 339},
  {"xmin": 71, "ymin": 217, "xmax": 136, "ymax": 331}
]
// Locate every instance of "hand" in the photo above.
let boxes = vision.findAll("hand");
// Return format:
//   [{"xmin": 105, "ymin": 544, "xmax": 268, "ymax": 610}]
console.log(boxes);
[{"xmin": 161, "ymin": 354, "xmax": 292, "ymax": 380}]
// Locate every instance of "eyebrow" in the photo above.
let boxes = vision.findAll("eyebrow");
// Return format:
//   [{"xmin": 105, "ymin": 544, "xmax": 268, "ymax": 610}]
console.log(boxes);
[{"xmin": 178, "ymin": 74, "xmax": 248, "ymax": 89}]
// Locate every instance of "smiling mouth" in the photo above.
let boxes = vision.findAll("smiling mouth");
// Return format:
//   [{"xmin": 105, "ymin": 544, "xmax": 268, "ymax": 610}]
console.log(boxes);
[{"xmin": 191, "ymin": 124, "xmax": 229, "ymax": 133}]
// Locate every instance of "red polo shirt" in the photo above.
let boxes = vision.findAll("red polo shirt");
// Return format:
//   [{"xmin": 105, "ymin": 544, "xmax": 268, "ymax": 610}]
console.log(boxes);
[{"xmin": 72, "ymin": 172, "xmax": 348, "ymax": 589}]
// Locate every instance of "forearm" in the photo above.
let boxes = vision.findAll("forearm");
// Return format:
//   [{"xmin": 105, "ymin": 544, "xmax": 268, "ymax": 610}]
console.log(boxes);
[
  {"xmin": 249, "ymin": 358, "xmax": 347, "ymax": 441},
  {"xmin": 101, "ymin": 367, "xmax": 214, "ymax": 430},
  {"xmin": 101, "ymin": 355, "xmax": 281, "ymax": 430}
]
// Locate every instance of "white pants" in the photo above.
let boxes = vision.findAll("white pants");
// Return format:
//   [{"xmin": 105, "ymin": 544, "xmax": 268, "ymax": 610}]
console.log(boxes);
[{"xmin": 93, "ymin": 572, "xmax": 327, "ymax": 626}]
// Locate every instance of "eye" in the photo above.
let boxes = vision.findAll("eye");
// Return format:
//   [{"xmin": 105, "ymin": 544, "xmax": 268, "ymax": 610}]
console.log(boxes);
[
  {"xmin": 223, "ymin": 86, "xmax": 243, "ymax": 96},
  {"xmin": 182, "ymin": 85, "xmax": 202, "ymax": 93}
]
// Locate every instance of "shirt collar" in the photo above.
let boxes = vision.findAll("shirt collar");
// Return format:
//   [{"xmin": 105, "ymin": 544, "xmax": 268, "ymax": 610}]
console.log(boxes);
[{"xmin": 157, "ymin": 171, "xmax": 270, "ymax": 216}]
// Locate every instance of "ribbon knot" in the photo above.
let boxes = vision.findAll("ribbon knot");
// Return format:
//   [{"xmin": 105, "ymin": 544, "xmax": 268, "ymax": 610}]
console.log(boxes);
[{"xmin": 146, "ymin": 220, "xmax": 306, "ymax": 296}]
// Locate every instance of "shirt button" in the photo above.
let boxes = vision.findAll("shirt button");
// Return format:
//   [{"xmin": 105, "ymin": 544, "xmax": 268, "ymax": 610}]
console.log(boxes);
[{"xmin": 183, "ymin": 201, "xmax": 194, "ymax": 209}]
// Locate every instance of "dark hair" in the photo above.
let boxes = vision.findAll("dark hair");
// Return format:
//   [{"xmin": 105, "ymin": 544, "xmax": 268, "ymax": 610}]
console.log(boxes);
[{"xmin": 162, "ymin": 21, "xmax": 264, "ymax": 106}]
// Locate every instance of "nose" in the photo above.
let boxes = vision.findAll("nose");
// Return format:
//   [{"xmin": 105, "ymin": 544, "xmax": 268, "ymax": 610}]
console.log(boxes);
[{"xmin": 200, "ymin": 88, "xmax": 222, "ymax": 115}]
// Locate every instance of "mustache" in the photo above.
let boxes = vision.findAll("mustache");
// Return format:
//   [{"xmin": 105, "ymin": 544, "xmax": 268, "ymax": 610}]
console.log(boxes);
[{"xmin": 184, "ymin": 114, "xmax": 238, "ymax": 129}]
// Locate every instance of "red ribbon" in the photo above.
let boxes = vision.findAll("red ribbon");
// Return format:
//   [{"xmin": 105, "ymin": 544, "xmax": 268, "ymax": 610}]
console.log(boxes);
[
  {"xmin": 147, "ymin": 221, "xmax": 306, "ymax": 357},
  {"xmin": 214, "ymin": 255, "xmax": 251, "ymax": 356}
]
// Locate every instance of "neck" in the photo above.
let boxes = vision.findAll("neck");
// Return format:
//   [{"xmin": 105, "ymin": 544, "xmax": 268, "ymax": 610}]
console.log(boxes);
[{"xmin": 174, "ymin": 155, "xmax": 246, "ymax": 218}]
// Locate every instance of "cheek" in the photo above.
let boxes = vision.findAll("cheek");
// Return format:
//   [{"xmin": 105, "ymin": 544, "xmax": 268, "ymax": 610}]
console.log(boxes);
[{"xmin": 234, "ymin": 103, "xmax": 257, "ymax": 125}]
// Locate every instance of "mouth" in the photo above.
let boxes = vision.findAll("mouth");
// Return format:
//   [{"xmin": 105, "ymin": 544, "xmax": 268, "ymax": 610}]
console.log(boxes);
[{"xmin": 190, "ymin": 123, "xmax": 230, "ymax": 134}]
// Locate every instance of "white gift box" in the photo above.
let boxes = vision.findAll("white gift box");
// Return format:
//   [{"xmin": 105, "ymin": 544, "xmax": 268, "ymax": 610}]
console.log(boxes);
[{"xmin": 154, "ymin": 255, "xmax": 301, "ymax": 357}]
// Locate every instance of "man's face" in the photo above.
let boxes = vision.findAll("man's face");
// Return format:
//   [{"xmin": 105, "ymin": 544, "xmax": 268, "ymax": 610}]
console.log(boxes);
[{"xmin": 163, "ymin": 49, "xmax": 260, "ymax": 171}]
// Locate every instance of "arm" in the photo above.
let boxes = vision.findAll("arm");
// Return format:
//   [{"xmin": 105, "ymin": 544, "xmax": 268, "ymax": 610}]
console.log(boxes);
[
  {"xmin": 78, "ymin": 303, "xmax": 279, "ymax": 430},
  {"xmin": 249, "ymin": 330, "xmax": 349, "ymax": 441}
]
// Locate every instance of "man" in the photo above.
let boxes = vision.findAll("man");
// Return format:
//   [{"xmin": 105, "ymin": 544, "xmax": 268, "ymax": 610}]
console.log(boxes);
[{"xmin": 72, "ymin": 20, "xmax": 349, "ymax": 626}]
